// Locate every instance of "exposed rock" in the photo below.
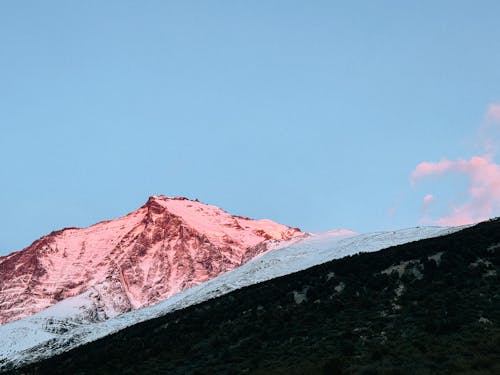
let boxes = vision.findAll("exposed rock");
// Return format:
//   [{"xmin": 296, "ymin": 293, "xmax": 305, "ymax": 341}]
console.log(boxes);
[{"xmin": 0, "ymin": 196, "xmax": 304, "ymax": 324}]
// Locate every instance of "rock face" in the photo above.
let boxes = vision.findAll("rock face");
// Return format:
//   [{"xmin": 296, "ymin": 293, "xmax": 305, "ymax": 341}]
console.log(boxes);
[{"xmin": 0, "ymin": 196, "xmax": 303, "ymax": 324}]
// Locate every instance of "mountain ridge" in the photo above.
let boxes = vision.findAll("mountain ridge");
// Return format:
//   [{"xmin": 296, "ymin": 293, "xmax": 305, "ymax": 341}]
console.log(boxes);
[
  {"xmin": 9, "ymin": 218, "xmax": 500, "ymax": 375},
  {"xmin": 0, "ymin": 224, "xmax": 463, "ymax": 370},
  {"xmin": 0, "ymin": 195, "xmax": 303, "ymax": 324}
]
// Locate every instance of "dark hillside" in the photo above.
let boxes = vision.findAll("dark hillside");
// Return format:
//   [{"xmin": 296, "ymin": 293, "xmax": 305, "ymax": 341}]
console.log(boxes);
[{"xmin": 11, "ymin": 219, "xmax": 500, "ymax": 374}]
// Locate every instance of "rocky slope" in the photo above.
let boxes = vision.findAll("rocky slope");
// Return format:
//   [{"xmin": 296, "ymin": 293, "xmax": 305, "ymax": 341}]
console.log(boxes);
[{"xmin": 0, "ymin": 196, "xmax": 303, "ymax": 324}]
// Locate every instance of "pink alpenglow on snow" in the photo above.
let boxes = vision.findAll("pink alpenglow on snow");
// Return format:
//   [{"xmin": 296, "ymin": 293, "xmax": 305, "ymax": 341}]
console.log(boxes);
[
  {"xmin": 0, "ymin": 196, "xmax": 304, "ymax": 325},
  {"xmin": 412, "ymin": 156, "xmax": 500, "ymax": 226}
]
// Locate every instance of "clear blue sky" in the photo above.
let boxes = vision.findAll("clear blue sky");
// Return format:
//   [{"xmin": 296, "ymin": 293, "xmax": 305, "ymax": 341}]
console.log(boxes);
[{"xmin": 1, "ymin": 1, "xmax": 500, "ymax": 255}]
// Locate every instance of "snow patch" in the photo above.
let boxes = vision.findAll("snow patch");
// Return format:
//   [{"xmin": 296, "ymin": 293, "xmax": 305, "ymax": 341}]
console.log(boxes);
[
  {"xmin": 381, "ymin": 260, "xmax": 423, "ymax": 280},
  {"xmin": 293, "ymin": 287, "xmax": 309, "ymax": 304},
  {"xmin": 487, "ymin": 243, "xmax": 500, "ymax": 253},
  {"xmin": 334, "ymin": 282, "xmax": 345, "ymax": 293},
  {"xmin": 427, "ymin": 251, "xmax": 444, "ymax": 265},
  {"xmin": 470, "ymin": 258, "xmax": 493, "ymax": 268},
  {"xmin": 395, "ymin": 283, "xmax": 405, "ymax": 298},
  {"xmin": 479, "ymin": 317, "xmax": 492, "ymax": 325}
]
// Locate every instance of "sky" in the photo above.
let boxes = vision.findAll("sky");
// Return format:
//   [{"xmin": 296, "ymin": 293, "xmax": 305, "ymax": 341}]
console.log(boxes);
[{"xmin": 1, "ymin": 1, "xmax": 500, "ymax": 255}]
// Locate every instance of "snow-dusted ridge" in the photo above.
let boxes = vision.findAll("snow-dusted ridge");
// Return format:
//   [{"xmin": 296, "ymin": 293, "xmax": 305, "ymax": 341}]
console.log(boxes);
[
  {"xmin": 0, "ymin": 195, "xmax": 303, "ymax": 325},
  {"xmin": 0, "ymin": 224, "xmax": 468, "ymax": 370}
]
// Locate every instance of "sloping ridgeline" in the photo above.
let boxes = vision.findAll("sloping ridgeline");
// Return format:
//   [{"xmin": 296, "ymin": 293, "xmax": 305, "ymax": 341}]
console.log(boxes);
[{"xmin": 10, "ymin": 219, "xmax": 500, "ymax": 375}]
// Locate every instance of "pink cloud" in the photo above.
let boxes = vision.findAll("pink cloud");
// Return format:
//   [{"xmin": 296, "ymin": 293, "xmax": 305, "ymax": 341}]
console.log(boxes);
[
  {"xmin": 422, "ymin": 194, "xmax": 434, "ymax": 209},
  {"xmin": 486, "ymin": 103, "xmax": 500, "ymax": 122},
  {"xmin": 434, "ymin": 206, "xmax": 477, "ymax": 226},
  {"xmin": 409, "ymin": 102, "xmax": 500, "ymax": 226},
  {"xmin": 412, "ymin": 156, "xmax": 500, "ymax": 226},
  {"xmin": 411, "ymin": 159, "xmax": 454, "ymax": 186}
]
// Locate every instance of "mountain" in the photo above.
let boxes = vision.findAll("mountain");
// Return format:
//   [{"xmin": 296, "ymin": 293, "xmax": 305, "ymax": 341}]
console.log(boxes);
[
  {"xmin": 0, "ymin": 195, "xmax": 303, "ymax": 325},
  {"xmin": 9, "ymin": 218, "xmax": 500, "ymax": 375},
  {"xmin": 0, "ymin": 225, "xmax": 463, "ymax": 371}
]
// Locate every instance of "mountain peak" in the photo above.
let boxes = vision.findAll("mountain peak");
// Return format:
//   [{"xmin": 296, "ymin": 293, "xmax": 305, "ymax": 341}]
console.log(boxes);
[
  {"xmin": 146, "ymin": 195, "xmax": 191, "ymax": 203},
  {"xmin": 0, "ymin": 196, "xmax": 304, "ymax": 324}
]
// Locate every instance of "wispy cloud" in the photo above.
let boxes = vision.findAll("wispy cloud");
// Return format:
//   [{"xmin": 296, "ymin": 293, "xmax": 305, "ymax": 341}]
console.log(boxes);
[
  {"xmin": 419, "ymin": 194, "xmax": 435, "ymax": 223},
  {"xmin": 412, "ymin": 156, "xmax": 500, "ymax": 225},
  {"xmin": 411, "ymin": 103, "xmax": 500, "ymax": 226},
  {"xmin": 422, "ymin": 194, "xmax": 434, "ymax": 209},
  {"xmin": 486, "ymin": 103, "xmax": 500, "ymax": 122}
]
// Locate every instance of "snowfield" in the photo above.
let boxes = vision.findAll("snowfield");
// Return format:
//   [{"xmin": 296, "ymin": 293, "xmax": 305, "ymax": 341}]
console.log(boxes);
[{"xmin": 0, "ymin": 225, "xmax": 467, "ymax": 370}]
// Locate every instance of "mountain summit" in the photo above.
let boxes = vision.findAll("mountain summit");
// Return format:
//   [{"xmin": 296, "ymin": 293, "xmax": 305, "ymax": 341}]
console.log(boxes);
[{"xmin": 0, "ymin": 196, "xmax": 304, "ymax": 324}]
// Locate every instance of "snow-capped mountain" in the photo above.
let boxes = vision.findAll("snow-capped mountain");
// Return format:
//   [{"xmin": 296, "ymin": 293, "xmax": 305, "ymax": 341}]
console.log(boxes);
[
  {"xmin": 0, "ymin": 195, "xmax": 303, "ymax": 325},
  {"xmin": 0, "ymin": 224, "xmax": 466, "ymax": 370}
]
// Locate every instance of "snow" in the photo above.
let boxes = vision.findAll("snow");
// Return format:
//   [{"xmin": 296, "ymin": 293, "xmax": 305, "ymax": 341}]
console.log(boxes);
[
  {"xmin": 428, "ymin": 251, "xmax": 444, "ymax": 265},
  {"xmin": 152, "ymin": 196, "xmax": 301, "ymax": 247},
  {"xmin": 0, "ymin": 224, "xmax": 467, "ymax": 370},
  {"xmin": 0, "ymin": 195, "xmax": 303, "ymax": 324}
]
